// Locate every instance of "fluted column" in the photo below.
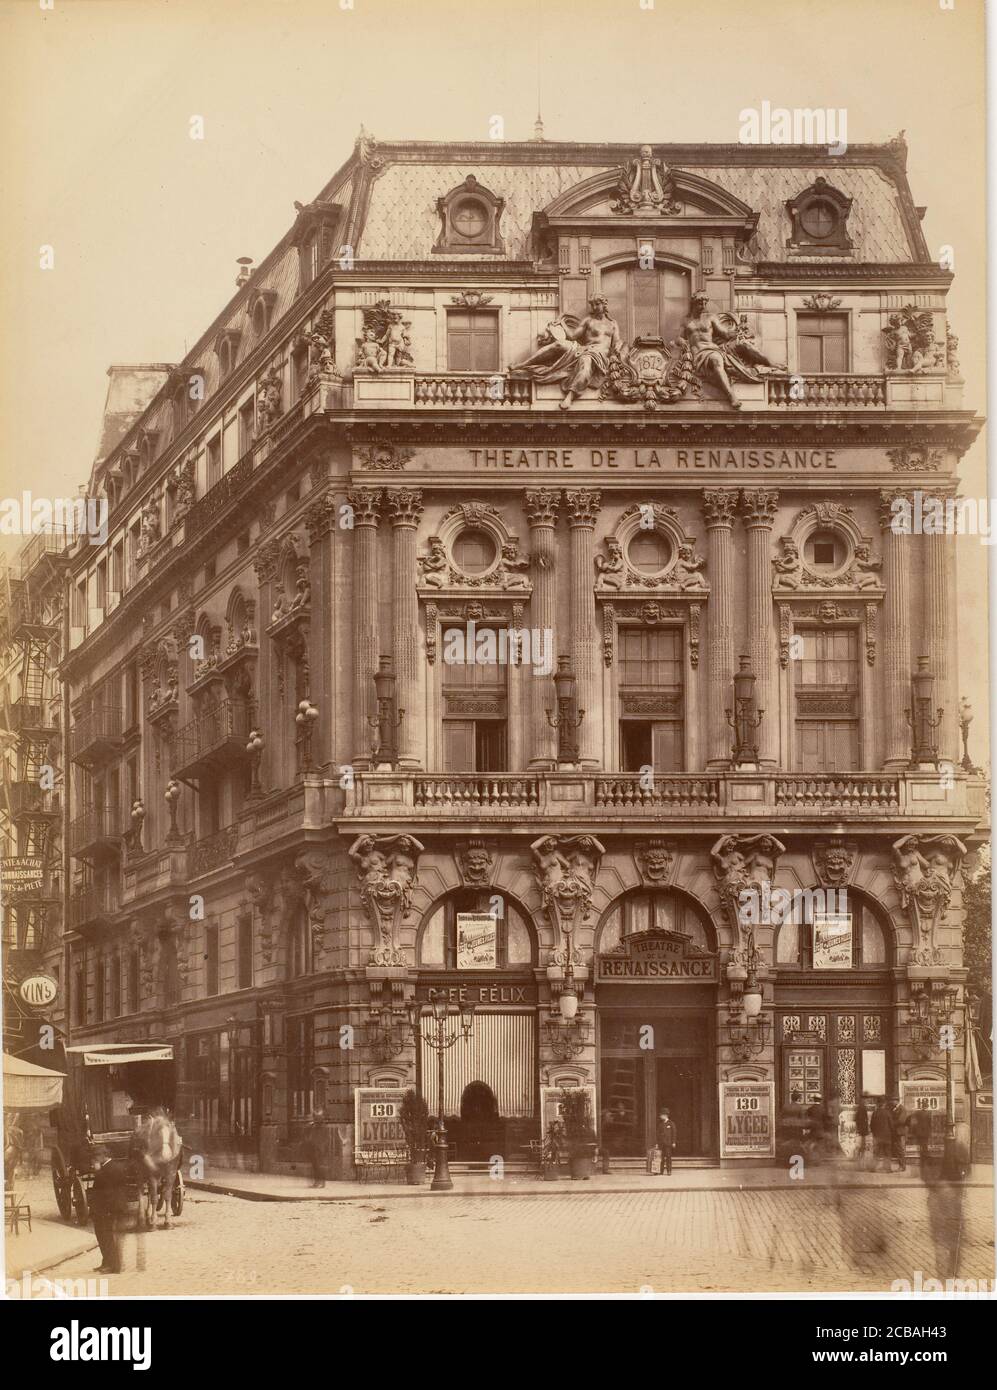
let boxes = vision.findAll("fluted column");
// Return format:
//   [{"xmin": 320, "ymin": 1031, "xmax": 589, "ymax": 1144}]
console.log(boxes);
[
  {"xmin": 385, "ymin": 487, "xmax": 424, "ymax": 768},
  {"xmin": 879, "ymin": 490, "xmax": 913, "ymax": 768},
  {"xmin": 740, "ymin": 490, "xmax": 779, "ymax": 766},
  {"xmin": 564, "ymin": 489, "xmax": 601, "ymax": 767},
  {"xmin": 702, "ymin": 490, "xmax": 738, "ymax": 766},
  {"xmin": 524, "ymin": 488, "xmax": 560, "ymax": 768},
  {"xmin": 348, "ymin": 488, "xmax": 383, "ymax": 768},
  {"xmin": 922, "ymin": 493, "xmax": 957, "ymax": 763}
]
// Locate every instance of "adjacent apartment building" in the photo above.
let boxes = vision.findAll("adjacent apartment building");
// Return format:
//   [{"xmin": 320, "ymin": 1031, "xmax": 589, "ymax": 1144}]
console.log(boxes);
[{"xmin": 54, "ymin": 132, "xmax": 986, "ymax": 1173}]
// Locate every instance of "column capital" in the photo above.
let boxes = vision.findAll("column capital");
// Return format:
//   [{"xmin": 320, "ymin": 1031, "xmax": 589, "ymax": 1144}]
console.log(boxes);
[
  {"xmin": 346, "ymin": 487, "xmax": 383, "ymax": 526},
  {"xmin": 524, "ymin": 487, "xmax": 561, "ymax": 527},
  {"xmin": 253, "ymin": 538, "xmax": 282, "ymax": 585},
  {"xmin": 384, "ymin": 487, "xmax": 424, "ymax": 527},
  {"xmin": 303, "ymin": 491, "xmax": 338, "ymax": 545},
  {"xmin": 564, "ymin": 488, "xmax": 602, "ymax": 528},
  {"xmin": 739, "ymin": 489, "xmax": 779, "ymax": 528},
  {"xmin": 702, "ymin": 488, "xmax": 739, "ymax": 529},
  {"xmin": 878, "ymin": 488, "xmax": 917, "ymax": 532}
]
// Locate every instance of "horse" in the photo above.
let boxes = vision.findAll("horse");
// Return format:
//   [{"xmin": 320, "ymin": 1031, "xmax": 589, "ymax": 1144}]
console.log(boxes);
[{"xmin": 131, "ymin": 1109, "xmax": 183, "ymax": 1229}]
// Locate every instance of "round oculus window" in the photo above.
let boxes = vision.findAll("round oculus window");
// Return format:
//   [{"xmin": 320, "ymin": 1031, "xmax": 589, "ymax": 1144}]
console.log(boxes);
[
  {"xmin": 452, "ymin": 198, "xmax": 489, "ymax": 240},
  {"xmin": 452, "ymin": 528, "xmax": 497, "ymax": 576},
  {"xmin": 804, "ymin": 529, "xmax": 846, "ymax": 570},
  {"xmin": 799, "ymin": 199, "xmax": 838, "ymax": 240},
  {"xmin": 627, "ymin": 530, "xmax": 671, "ymax": 575}
]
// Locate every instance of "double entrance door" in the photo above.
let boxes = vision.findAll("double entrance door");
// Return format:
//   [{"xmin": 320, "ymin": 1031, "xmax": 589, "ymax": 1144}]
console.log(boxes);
[{"xmin": 600, "ymin": 1011, "xmax": 714, "ymax": 1158}]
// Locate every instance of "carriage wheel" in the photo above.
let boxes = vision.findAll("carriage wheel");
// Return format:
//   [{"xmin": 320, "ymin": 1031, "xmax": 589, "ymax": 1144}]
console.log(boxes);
[
  {"xmin": 51, "ymin": 1152, "xmax": 74, "ymax": 1221},
  {"xmin": 170, "ymin": 1171, "xmax": 184, "ymax": 1217},
  {"xmin": 71, "ymin": 1175, "xmax": 89, "ymax": 1226}
]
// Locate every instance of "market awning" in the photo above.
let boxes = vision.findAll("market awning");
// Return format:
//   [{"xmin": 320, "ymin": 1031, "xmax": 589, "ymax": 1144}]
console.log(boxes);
[
  {"xmin": 65, "ymin": 1044, "xmax": 174, "ymax": 1066},
  {"xmin": 3, "ymin": 1052, "xmax": 65, "ymax": 1110}
]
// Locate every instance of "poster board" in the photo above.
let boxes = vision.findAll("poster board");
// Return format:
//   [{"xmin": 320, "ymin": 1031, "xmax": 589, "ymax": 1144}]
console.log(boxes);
[
  {"xmin": 899, "ymin": 1079, "xmax": 947, "ymax": 1155},
  {"xmin": 456, "ymin": 912, "xmax": 497, "ymax": 970},
  {"xmin": 812, "ymin": 913, "xmax": 852, "ymax": 969},
  {"xmin": 354, "ymin": 1087, "xmax": 407, "ymax": 1161},
  {"xmin": 719, "ymin": 1081, "xmax": 776, "ymax": 1158}
]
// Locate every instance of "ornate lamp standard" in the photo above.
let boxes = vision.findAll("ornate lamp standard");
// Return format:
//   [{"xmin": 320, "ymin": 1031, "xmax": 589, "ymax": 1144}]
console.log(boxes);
[
  {"xmin": 368, "ymin": 655, "xmax": 404, "ymax": 768},
  {"xmin": 905, "ymin": 656, "xmax": 943, "ymax": 768},
  {"xmin": 724, "ymin": 926, "xmax": 770, "ymax": 1059},
  {"xmin": 546, "ymin": 656, "xmax": 584, "ymax": 766},
  {"xmin": 907, "ymin": 981, "xmax": 965, "ymax": 1179},
  {"xmin": 406, "ymin": 995, "xmax": 475, "ymax": 1191},
  {"xmin": 164, "ymin": 778, "xmax": 183, "ymax": 845},
  {"xmin": 246, "ymin": 728, "xmax": 265, "ymax": 798},
  {"xmin": 295, "ymin": 698, "xmax": 319, "ymax": 773},
  {"xmin": 959, "ymin": 696, "xmax": 975, "ymax": 772},
  {"xmin": 725, "ymin": 655, "xmax": 763, "ymax": 768}
]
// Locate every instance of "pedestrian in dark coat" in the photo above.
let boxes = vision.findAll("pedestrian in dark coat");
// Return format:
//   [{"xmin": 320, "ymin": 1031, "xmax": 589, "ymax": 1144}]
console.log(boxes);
[
  {"xmin": 890, "ymin": 1096, "xmax": 909, "ymax": 1172},
  {"xmin": 911, "ymin": 1106, "xmax": 934, "ymax": 1175},
  {"xmin": 90, "ymin": 1151, "xmax": 133, "ymax": 1274},
  {"xmin": 306, "ymin": 1110, "xmax": 327, "ymax": 1188},
  {"xmin": 870, "ymin": 1096, "xmax": 893, "ymax": 1171},
  {"xmin": 854, "ymin": 1094, "xmax": 871, "ymax": 1167},
  {"xmin": 656, "ymin": 1108, "xmax": 677, "ymax": 1176}
]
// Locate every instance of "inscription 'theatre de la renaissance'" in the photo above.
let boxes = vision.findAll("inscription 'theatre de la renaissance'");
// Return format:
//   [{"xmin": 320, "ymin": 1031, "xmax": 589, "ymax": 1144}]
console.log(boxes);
[{"xmin": 466, "ymin": 448, "xmax": 837, "ymax": 470}]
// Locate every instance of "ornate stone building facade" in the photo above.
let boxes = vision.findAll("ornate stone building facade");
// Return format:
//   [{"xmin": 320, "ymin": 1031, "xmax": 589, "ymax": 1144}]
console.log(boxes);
[{"xmin": 57, "ymin": 134, "xmax": 985, "ymax": 1172}]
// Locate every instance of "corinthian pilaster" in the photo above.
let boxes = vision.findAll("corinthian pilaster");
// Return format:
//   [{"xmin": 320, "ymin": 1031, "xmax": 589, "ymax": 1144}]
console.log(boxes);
[
  {"xmin": 879, "ymin": 490, "xmax": 914, "ymax": 768},
  {"xmin": 702, "ymin": 490, "xmax": 738, "ymax": 766},
  {"xmin": 348, "ymin": 487, "xmax": 382, "ymax": 767},
  {"xmin": 524, "ymin": 488, "xmax": 560, "ymax": 768},
  {"xmin": 385, "ymin": 487, "xmax": 424, "ymax": 768},
  {"xmin": 564, "ymin": 489, "xmax": 601, "ymax": 766},
  {"xmin": 740, "ymin": 490, "xmax": 779, "ymax": 766}
]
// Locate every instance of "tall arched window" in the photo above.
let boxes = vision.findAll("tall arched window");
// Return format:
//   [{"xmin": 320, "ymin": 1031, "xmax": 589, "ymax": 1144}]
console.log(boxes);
[
  {"xmin": 601, "ymin": 264, "xmax": 691, "ymax": 343},
  {"xmin": 775, "ymin": 894, "xmax": 890, "ymax": 970},
  {"xmin": 598, "ymin": 889, "xmax": 714, "ymax": 955},
  {"xmin": 289, "ymin": 904, "xmax": 312, "ymax": 978},
  {"xmin": 418, "ymin": 890, "xmax": 535, "ymax": 970}
]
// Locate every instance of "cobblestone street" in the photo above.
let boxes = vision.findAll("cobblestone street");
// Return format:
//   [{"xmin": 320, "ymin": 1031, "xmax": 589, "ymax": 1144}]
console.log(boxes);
[{"xmin": 30, "ymin": 1181, "xmax": 995, "ymax": 1296}]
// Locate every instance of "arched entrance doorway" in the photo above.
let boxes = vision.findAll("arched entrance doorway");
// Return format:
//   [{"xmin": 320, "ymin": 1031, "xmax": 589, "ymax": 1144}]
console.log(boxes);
[
  {"xmin": 596, "ymin": 888, "xmax": 720, "ymax": 1160},
  {"xmin": 459, "ymin": 1082, "xmax": 501, "ymax": 1160}
]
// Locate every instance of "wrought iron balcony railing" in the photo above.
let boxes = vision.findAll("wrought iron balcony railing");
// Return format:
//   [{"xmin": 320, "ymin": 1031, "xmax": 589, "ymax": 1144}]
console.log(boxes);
[
  {"xmin": 70, "ymin": 705, "xmax": 123, "ymax": 764},
  {"xmin": 171, "ymin": 698, "xmax": 253, "ymax": 779}
]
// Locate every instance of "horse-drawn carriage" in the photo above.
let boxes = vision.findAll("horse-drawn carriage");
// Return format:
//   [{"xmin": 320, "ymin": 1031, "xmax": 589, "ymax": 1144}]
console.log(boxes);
[{"xmin": 50, "ymin": 1042, "xmax": 184, "ymax": 1226}]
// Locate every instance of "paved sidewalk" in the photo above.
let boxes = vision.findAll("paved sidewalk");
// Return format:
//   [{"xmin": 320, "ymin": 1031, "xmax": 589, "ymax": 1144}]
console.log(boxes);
[
  {"xmin": 189, "ymin": 1161, "xmax": 994, "ymax": 1203},
  {"xmin": 3, "ymin": 1174, "xmax": 98, "ymax": 1282}
]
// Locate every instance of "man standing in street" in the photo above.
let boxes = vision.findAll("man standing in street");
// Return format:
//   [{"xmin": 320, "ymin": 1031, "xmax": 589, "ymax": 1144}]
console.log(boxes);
[
  {"xmin": 90, "ymin": 1147, "xmax": 133, "ymax": 1274},
  {"xmin": 306, "ymin": 1109, "xmax": 327, "ymax": 1189},
  {"xmin": 890, "ymin": 1094, "xmax": 909, "ymax": 1172},
  {"xmin": 911, "ymin": 1104, "xmax": 934, "ymax": 1177},
  {"xmin": 870, "ymin": 1096, "xmax": 893, "ymax": 1172},
  {"xmin": 854, "ymin": 1093, "xmax": 871, "ymax": 1168},
  {"xmin": 656, "ymin": 1108, "xmax": 676, "ymax": 1176}
]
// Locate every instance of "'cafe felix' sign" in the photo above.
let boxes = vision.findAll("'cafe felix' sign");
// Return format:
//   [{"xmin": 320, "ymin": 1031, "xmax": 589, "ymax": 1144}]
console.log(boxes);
[{"xmin": 597, "ymin": 931, "xmax": 718, "ymax": 983}]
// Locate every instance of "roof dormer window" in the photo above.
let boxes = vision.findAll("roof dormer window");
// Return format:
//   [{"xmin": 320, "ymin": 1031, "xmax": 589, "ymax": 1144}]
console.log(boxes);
[{"xmin": 434, "ymin": 175, "xmax": 505, "ymax": 255}]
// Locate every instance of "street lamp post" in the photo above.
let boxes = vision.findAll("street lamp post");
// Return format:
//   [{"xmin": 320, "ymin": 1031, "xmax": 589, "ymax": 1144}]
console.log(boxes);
[
  {"xmin": 406, "ymin": 995, "xmax": 475, "ymax": 1191},
  {"xmin": 725, "ymin": 655, "xmax": 763, "ymax": 768}
]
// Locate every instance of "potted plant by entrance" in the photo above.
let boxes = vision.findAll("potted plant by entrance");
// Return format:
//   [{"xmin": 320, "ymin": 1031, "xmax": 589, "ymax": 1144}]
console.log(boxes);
[
  {"xmin": 399, "ymin": 1089, "xmax": 430, "ymax": 1185},
  {"xmin": 559, "ymin": 1087, "xmax": 597, "ymax": 1181}
]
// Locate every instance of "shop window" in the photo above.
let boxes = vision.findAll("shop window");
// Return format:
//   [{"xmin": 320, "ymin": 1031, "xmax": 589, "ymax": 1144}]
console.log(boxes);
[
  {"xmin": 447, "ymin": 311, "xmax": 500, "ymax": 371},
  {"xmin": 794, "ymin": 627, "xmax": 859, "ymax": 772},
  {"xmin": 601, "ymin": 264, "xmax": 690, "ymax": 343},
  {"xmin": 187, "ymin": 1033, "xmax": 222, "ymax": 1135},
  {"xmin": 797, "ymin": 313, "xmax": 848, "ymax": 372},
  {"xmin": 418, "ymin": 890, "xmax": 535, "ymax": 970},
  {"xmin": 618, "ymin": 626, "xmax": 683, "ymax": 773}
]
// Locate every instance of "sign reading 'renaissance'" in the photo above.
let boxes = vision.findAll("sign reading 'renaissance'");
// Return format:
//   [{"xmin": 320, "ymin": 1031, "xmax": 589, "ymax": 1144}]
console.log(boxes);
[
  {"xmin": 465, "ymin": 447, "xmax": 837, "ymax": 470},
  {"xmin": 597, "ymin": 930, "xmax": 718, "ymax": 982}
]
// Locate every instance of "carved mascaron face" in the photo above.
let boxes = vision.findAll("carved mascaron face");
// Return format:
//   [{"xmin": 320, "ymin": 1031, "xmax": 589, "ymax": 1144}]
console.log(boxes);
[
  {"xmin": 821, "ymin": 848, "xmax": 852, "ymax": 884},
  {"xmin": 641, "ymin": 849, "xmax": 672, "ymax": 881},
  {"xmin": 462, "ymin": 850, "xmax": 491, "ymax": 882}
]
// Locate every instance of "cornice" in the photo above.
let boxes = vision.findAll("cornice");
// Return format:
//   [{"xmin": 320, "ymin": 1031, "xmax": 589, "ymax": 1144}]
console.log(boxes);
[{"xmin": 754, "ymin": 262, "xmax": 952, "ymax": 282}]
